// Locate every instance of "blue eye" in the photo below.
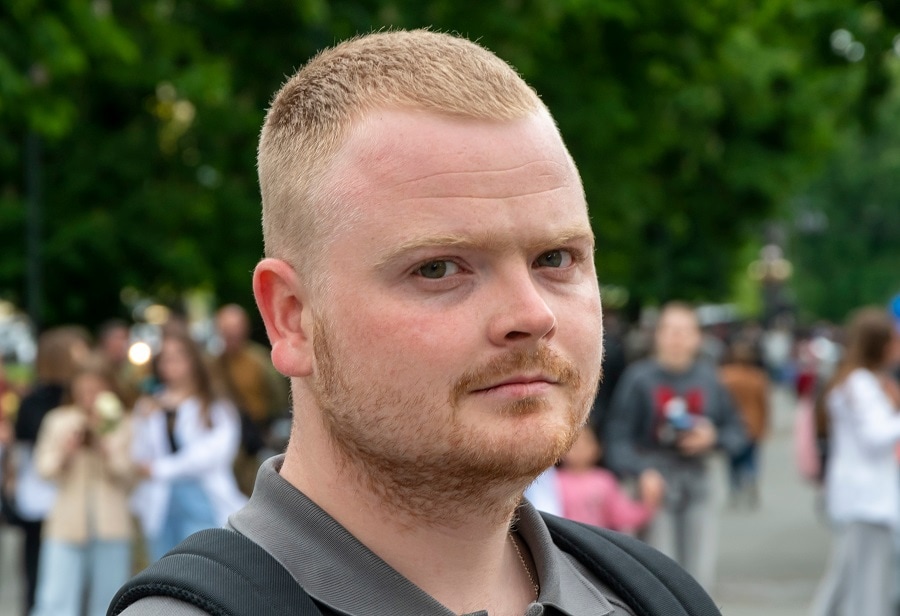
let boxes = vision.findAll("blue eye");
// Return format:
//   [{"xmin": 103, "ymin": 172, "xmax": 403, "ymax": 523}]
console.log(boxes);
[
  {"xmin": 416, "ymin": 260, "xmax": 460, "ymax": 279},
  {"xmin": 536, "ymin": 250, "xmax": 573, "ymax": 268}
]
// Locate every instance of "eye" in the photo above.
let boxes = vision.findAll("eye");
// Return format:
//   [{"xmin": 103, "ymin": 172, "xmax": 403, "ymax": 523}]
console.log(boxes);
[
  {"xmin": 416, "ymin": 260, "xmax": 460, "ymax": 279},
  {"xmin": 535, "ymin": 250, "xmax": 573, "ymax": 268}
]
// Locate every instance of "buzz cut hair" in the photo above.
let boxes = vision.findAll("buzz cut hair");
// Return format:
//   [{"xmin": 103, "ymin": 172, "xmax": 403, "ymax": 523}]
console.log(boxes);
[{"xmin": 257, "ymin": 29, "xmax": 546, "ymax": 283}]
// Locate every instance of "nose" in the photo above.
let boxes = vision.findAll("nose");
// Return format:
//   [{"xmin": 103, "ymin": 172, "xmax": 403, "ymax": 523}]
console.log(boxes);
[{"xmin": 486, "ymin": 268, "xmax": 557, "ymax": 346}]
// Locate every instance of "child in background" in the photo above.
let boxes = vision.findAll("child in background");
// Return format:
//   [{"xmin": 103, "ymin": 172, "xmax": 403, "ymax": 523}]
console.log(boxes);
[{"xmin": 557, "ymin": 426, "xmax": 663, "ymax": 533}]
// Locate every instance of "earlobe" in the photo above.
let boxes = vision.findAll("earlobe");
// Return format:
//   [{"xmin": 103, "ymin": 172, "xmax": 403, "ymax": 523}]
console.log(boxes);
[{"xmin": 252, "ymin": 258, "xmax": 314, "ymax": 377}]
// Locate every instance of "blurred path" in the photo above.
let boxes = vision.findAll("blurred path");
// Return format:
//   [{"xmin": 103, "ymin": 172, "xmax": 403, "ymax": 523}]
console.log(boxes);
[
  {"xmin": 0, "ymin": 387, "xmax": 832, "ymax": 615},
  {"xmin": 713, "ymin": 386, "xmax": 830, "ymax": 615},
  {"xmin": 0, "ymin": 515, "xmax": 23, "ymax": 615}
]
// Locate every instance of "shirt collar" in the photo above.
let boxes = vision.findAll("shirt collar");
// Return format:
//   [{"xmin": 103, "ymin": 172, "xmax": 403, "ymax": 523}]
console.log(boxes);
[{"xmin": 230, "ymin": 455, "xmax": 614, "ymax": 616}]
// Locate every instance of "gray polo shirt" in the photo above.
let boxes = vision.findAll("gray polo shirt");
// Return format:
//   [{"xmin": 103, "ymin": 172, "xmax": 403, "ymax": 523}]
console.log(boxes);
[{"xmin": 121, "ymin": 456, "xmax": 635, "ymax": 615}]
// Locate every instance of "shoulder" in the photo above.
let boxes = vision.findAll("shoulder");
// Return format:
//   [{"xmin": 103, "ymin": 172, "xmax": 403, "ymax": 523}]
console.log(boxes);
[
  {"xmin": 210, "ymin": 397, "xmax": 239, "ymax": 417},
  {"xmin": 691, "ymin": 358, "xmax": 720, "ymax": 379},
  {"xmin": 41, "ymin": 406, "xmax": 81, "ymax": 428},
  {"xmin": 846, "ymin": 367, "xmax": 878, "ymax": 388},
  {"xmin": 17, "ymin": 385, "xmax": 64, "ymax": 418},
  {"xmin": 620, "ymin": 359, "xmax": 656, "ymax": 383},
  {"xmin": 829, "ymin": 368, "xmax": 879, "ymax": 404},
  {"xmin": 118, "ymin": 596, "xmax": 211, "ymax": 616},
  {"xmin": 833, "ymin": 368, "xmax": 879, "ymax": 399}
]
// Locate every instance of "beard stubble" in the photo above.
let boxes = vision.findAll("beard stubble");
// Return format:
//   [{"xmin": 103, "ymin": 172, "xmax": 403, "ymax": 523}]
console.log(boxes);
[{"xmin": 310, "ymin": 317, "xmax": 600, "ymax": 526}]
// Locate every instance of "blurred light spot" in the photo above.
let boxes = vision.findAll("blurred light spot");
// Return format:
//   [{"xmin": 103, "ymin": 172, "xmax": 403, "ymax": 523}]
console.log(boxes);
[
  {"xmin": 830, "ymin": 29, "xmax": 853, "ymax": 53},
  {"xmin": 197, "ymin": 165, "xmax": 221, "ymax": 188},
  {"xmin": 846, "ymin": 41, "xmax": 865, "ymax": 62},
  {"xmin": 144, "ymin": 304, "xmax": 170, "ymax": 325},
  {"xmin": 156, "ymin": 82, "xmax": 176, "ymax": 102},
  {"xmin": 172, "ymin": 100, "xmax": 195, "ymax": 124},
  {"xmin": 92, "ymin": 0, "xmax": 111, "ymax": 16},
  {"xmin": 128, "ymin": 342, "xmax": 153, "ymax": 366}
]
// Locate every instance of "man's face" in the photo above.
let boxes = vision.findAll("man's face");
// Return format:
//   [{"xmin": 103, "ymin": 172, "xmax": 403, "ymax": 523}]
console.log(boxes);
[
  {"xmin": 304, "ymin": 109, "xmax": 603, "ymax": 496},
  {"xmin": 101, "ymin": 327, "xmax": 130, "ymax": 365},
  {"xmin": 654, "ymin": 308, "xmax": 702, "ymax": 371},
  {"xmin": 217, "ymin": 309, "xmax": 249, "ymax": 354}
]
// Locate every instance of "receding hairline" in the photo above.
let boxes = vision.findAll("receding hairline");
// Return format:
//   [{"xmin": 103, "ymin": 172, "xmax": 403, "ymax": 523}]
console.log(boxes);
[{"xmin": 257, "ymin": 30, "xmax": 549, "ymax": 266}]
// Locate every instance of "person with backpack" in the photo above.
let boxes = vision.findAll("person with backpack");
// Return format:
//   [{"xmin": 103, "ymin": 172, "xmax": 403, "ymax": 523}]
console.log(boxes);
[
  {"xmin": 809, "ymin": 307, "xmax": 900, "ymax": 616},
  {"xmin": 110, "ymin": 30, "xmax": 721, "ymax": 616}
]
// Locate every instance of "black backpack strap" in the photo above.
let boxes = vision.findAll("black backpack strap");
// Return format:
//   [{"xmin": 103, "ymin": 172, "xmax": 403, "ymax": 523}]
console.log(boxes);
[
  {"xmin": 541, "ymin": 512, "xmax": 722, "ymax": 616},
  {"xmin": 108, "ymin": 528, "xmax": 327, "ymax": 616}
]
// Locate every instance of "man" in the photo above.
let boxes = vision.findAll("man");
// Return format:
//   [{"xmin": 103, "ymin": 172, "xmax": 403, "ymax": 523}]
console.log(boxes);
[
  {"xmin": 96, "ymin": 319, "xmax": 141, "ymax": 408},
  {"xmin": 604, "ymin": 301, "xmax": 748, "ymax": 589},
  {"xmin": 215, "ymin": 304, "xmax": 289, "ymax": 494},
  {"xmin": 115, "ymin": 31, "xmax": 718, "ymax": 616}
]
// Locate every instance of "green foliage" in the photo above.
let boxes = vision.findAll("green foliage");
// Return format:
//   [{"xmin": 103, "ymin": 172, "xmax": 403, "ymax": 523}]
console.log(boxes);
[
  {"xmin": 785, "ymin": 4, "xmax": 900, "ymax": 323},
  {"xmin": 0, "ymin": 0, "xmax": 891, "ymax": 328}
]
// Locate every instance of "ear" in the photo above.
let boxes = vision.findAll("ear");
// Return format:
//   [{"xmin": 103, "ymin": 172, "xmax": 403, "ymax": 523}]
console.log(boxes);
[{"xmin": 252, "ymin": 258, "xmax": 314, "ymax": 377}]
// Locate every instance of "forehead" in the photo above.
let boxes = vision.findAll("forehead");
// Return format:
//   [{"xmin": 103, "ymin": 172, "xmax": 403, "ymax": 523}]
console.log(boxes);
[{"xmin": 321, "ymin": 109, "xmax": 590, "ymax": 252}]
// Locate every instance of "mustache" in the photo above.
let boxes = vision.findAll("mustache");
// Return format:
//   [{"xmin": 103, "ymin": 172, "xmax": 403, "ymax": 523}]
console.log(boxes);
[{"xmin": 450, "ymin": 346, "xmax": 582, "ymax": 406}]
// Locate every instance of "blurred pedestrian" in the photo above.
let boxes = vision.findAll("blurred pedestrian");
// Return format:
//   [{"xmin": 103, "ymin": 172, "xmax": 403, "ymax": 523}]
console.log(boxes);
[
  {"xmin": 719, "ymin": 339, "xmax": 771, "ymax": 508},
  {"xmin": 587, "ymin": 306, "xmax": 628, "ymax": 445},
  {"xmin": 130, "ymin": 332, "xmax": 246, "ymax": 562},
  {"xmin": 810, "ymin": 307, "xmax": 900, "ymax": 616},
  {"xmin": 9, "ymin": 326, "xmax": 90, "ymax": 615},
  {"xmin": 214, "ymin": 304, "xmax": 288, "ymax": 495},
  {"xmin": 761, "ymin": 316, "xmax": 794, "ymax": 385},
  {"xmin": 557, "ymin": 426, "xmax": 662, "ymax": 534},
  {"xmin": 30, "ymin": 359, "xmax": 134, "ymax": 616},
  {"xmin": 96, "ymin": 319, "xmax": 141, "ymax": 408},
  {"xmin": 604, "ymin": 301, "xmax": 748, "ymax": 589}
]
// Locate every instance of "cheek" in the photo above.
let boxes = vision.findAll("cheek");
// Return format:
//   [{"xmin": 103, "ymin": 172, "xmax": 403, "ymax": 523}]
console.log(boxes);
[
  {"xmin": 333, "ymin": 297, "xmax": 470, "ymax": 382},
  {"xmin": 562, "ymin": 292, "xmax": 603, "ymax": 358}
]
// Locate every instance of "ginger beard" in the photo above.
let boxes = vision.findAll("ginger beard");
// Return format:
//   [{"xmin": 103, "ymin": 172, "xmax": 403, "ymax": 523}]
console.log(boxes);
[{"xmin": 311, "ymin": 316, "xmax": 600, "ymax": 524}]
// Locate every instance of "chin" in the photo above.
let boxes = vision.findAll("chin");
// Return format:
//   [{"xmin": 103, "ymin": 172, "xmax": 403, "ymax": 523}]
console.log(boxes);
[{"xmin": 459, "ymin": 405, "xmax": 582, "ymax": 479}]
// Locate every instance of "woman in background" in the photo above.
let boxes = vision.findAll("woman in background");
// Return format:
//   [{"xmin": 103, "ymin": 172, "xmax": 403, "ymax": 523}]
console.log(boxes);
[
  {"xmin": 10, "ymin": 326, "xmax": 90, "ymax": 615},
  {"xmin": 131, "ymin": 331, "xmax": 246, "ymax": 561},
  {"xmin": 810, "ymin": 307, "xmax": 900, "ymax": 616},
  {"xmin": 30, "ymin": 359, "xmax": 133, "ymax": 616}
]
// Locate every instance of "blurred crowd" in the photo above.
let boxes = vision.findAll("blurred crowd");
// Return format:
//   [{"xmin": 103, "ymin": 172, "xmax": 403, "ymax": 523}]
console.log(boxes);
[
  {"xmin": 0, "ymin": 298, "xmax": 898, "ymax": 615},
  {"xmin": 0, "ymin": 305, "xmax": 288, "ymax": 616},
  {"xmin": 525, "ymin": 299, "xmax": 900, "ymax": 615}
]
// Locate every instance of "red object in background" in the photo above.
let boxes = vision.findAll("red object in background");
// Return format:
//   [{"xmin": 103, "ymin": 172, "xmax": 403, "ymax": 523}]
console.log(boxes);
[{"xmin": 796, "ymin": 371, "xmax": 816, "ymax": 399}]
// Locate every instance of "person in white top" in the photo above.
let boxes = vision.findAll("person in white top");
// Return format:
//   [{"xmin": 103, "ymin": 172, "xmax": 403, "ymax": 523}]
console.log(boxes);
[
  {"xmin": 810, "ymin": 307, "xmax": 900, "ymax": 616},
  {"xmin": 131, "ymin": 331, "xmax": 247, "ymax": 562}
]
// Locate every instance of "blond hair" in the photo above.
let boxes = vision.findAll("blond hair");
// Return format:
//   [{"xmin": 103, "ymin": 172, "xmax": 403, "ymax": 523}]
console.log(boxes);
[
  {"xmin": 35, "ymin": 326, "xmax": 91, "ymax": 385},
  {"xmin": 257, "ymin": 29, "xmax": 545, "ymax": 280}
]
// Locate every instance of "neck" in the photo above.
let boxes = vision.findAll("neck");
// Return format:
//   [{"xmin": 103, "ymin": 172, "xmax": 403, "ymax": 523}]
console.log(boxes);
[{"xmin": 280, "ymin": 407, "xmax": 538, "ymax": 615}]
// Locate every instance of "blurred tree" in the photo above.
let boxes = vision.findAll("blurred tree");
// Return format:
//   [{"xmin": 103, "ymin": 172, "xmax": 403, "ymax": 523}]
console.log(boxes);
[
  {"xmin": 0, "ymin": 0, "xmax": 891, "ymax": 328},
  {"xmin": 788, "ymin": 55, "xmax": 900, "ymax": 323}
]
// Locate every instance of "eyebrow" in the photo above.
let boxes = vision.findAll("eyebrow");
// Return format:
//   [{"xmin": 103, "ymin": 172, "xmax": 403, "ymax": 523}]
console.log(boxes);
[{"xmin": 373, "ymin": 225, "xmax": 596, "ymax": 269}]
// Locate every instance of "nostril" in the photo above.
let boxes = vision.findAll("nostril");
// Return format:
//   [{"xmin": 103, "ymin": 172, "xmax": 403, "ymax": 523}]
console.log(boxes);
[{"xmin": 505, "ymin": 331, "xmax": 531, "ymax": 341}]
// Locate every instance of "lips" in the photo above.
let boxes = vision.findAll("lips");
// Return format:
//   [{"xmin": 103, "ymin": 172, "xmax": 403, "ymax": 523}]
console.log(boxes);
[
  {"xmin": 472, "ymin": 374, "xmax": 558, "ymax": 394},
  {"xmin": 449, "ymin": 348, "xmax": 581, "ymax": 408}
]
